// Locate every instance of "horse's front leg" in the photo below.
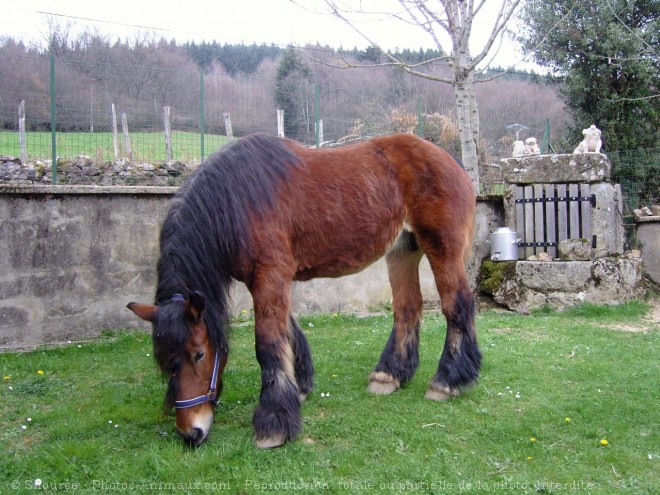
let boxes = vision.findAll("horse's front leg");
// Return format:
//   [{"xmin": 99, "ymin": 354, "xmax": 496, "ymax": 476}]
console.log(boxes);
[
  {"xmin": 250, "ymin": 270, "xmax": 302, "ymax": 449},
  {"xmin": 368, "ymin": 238, "xmax": 424, "ymax": 394}
]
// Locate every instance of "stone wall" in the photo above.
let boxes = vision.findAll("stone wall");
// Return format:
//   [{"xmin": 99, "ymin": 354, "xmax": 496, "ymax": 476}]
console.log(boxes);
[
  {"xmin": 501, "ymin": 153, "xmax": 624, "ymax": 258},
  {"xmin": 480, "ymin": 255, "xmax": 645, "ymax": 314},
  {"xmin": 0, "ymin": 155, "xmax": 190, "ymax": 187},
  {"xmin": 636, "ymin": 217, "xmax": 660, "ymax": 286},
  {"xmin": 479, "ymin": 152, "xmax": 646, "ymax": 313},
  {"xmin": 0, "ymin": 185, "xmax": 502, "ymax": 349}
]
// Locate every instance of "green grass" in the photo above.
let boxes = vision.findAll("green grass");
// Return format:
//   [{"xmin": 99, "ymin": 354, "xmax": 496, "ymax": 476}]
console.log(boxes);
[
  {"xmin": 0, "ymin": 130, "xmax": 229, "ymax": 163},
  {"xmin": 1, "ymin": 304, "xmax": 658, "ymax": 494}
]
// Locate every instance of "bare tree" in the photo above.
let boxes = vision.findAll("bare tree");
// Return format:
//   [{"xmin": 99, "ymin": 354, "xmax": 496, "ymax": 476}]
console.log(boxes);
[{"xmin": 304, "ymin": 0, "xmax": 522, "ymax": 189}]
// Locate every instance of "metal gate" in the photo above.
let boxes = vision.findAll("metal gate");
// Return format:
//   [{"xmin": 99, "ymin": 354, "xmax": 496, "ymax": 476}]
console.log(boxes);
[{"xmin": 514, "ymin": 183, "xmax": 596, "ymax": 259}]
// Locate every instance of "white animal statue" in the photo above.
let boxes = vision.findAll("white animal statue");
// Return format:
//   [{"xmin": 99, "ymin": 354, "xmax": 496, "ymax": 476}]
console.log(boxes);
[
  {"xmin": 512, "ymin": 140, "xmax": 526, "ymax": 158},
  {"xmin": 573, "ymin": 125, "xmax": 602, "ymax": 154},
  {"xmin": 524, "ymin": 137, "xmax": 540, "ymax": 155}
]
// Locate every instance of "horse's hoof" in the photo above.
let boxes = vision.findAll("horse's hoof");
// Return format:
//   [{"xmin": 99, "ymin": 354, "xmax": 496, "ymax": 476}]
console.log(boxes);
[
  {"xmin": 424, "ymin": 383, "xmax": 459, "ymax": 401},
  {"xmin": 255, "ymin": 434, "xmax": 287, "ymax": 449},
  {"xmin": 367, "ymin": 371, "xmax": 400, "ymax": 395}
]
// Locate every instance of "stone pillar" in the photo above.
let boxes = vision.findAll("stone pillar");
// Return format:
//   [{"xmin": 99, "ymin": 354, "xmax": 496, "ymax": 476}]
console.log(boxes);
[
  {"xmin": 500, "ymin": 153, "xmax": 623, "ymax": 258},
  {"xmin": 636, "ymin": 217, "xmax": 660, "ymax": 285}
]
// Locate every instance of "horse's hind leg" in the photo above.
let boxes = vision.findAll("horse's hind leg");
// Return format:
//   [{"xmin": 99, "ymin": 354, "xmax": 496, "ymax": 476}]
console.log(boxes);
[
  {"xmin": 368, "ymin": 231, "xmax": 424, "ymax": 394},
  {"xmin": 289, "ymin": 314, "xmax": 314, "ymax": 400},
  {"xmin": 424, "ymin": 253, "xmax": 481, "ymax": 400}
]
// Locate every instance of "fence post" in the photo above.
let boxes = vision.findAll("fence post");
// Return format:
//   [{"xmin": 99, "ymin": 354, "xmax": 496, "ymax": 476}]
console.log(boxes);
[
  {"xmin": 314, "ymin": 83, "xmax": 320, "ymax": 148},
  {"xmin": 18, "ymin": 100, "xmax": 27, "ymax": 164},
  {"xmin": 316, "ymin": 120, "xmax": 324, "ymax": 146},
  {"xmin": 223, "ymin": 112, "xmax": 233, "ymax": 140},
  {"xmin": 199, "ymin": 70, "xmax": 205, "ymax": 162},
  {"xmin": 89, "ymin": 86, "xmax": 94, "ymax": 133},
  {"xmin": 164, "ymin": 106, "xmax": 172, "ymax": 163},
  {"xmin": 277, "ymin": 110, "xmax": 284, "ymax": 137},
  {"xmin": 541, "ymin": 118, "xmax": 551, "ymax": 154},
  {"xmin": 121, "ymin": 112, "xmax": 132, "ymax": 160},
  {"xmin": 111, "ymin": 104, "xmax": 119, "ymax": 161},
  {"xmin": 50, "ymin": 54, "xmax": 57, "ymax": 184}
]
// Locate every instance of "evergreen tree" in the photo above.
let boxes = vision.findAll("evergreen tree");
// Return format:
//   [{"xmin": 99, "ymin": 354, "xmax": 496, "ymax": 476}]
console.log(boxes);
[
  {"xmin": 517, "ymin": 0, "xmax": 659, "ymax": 152},
  {"xmin": 359, "ymin": 45, "xmax": 382, "ymax": 63}
]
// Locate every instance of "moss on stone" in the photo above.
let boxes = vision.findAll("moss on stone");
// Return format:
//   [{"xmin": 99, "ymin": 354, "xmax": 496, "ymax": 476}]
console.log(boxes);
[{"xmin": 479, "ymin": 260, "xmax": 517, "ymax": 295}]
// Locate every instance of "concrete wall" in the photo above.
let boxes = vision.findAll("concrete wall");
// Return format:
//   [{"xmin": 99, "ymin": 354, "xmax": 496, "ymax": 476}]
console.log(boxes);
[
  {"xmin": 0, "ymin": 185, "xmax": 502, "ymax": 349},
  {"xmin": 636, "ymin": 217, "xmax": 660, "ymax": 286}
]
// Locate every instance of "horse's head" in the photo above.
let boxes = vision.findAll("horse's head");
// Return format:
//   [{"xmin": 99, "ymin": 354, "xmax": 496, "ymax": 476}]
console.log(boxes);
[{"xmin": 127, "ymin": 291, "xmax": 227, "ymax": 447}]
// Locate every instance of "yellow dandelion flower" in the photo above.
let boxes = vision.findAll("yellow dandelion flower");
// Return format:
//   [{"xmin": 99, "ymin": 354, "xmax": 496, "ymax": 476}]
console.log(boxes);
[
  {"xmin": 332, "ymin": 313, "xmax": 339, "ymax": 318},
  {"xmin": 37, "ymin": 370, "xmax": 44, "ymax": 375},
  {"xmin": 530, "ymin": 437, "xmax": 537, "ymax": 443},
  {"xmin": 527, "ymin": 456, "xmax": 533, "ymax": 460},
  {"xmin": 3, "ymin": 375, "xmax": 10, "ymax": 381},
  {"xmin": 241, "ymin": 309, "xmax": 248, "ymax": 314},
  {"xmin": 600, "ymin": 439, "xmax": 608, "ymax": 446},
  {"xmin": 565, "ymin": 417, "xmax": 571, "ymax": 423}
]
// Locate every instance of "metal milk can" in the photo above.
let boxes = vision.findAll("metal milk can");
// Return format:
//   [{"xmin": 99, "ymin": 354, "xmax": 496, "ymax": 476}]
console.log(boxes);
[{"xmin": 489, "ymin": 227, "xmax": 520, "ymax": 261}]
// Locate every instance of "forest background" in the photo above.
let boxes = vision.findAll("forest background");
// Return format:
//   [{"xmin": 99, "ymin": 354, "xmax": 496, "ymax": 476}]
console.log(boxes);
[
  {"xmin": 0, "ymin": 8, "xmax": 655, "ymax": 207},
  {"xmin": 0, "ymin": 31, "xmax": 565, "ymax": 172}
]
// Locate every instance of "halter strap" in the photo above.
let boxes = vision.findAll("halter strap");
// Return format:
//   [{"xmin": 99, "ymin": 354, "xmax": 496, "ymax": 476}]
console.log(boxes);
[
  {"xmin": 174, "ymin": 349, "xmax": 221, "ymax": 409},
  {"xmin": 170, "ymin": 293, "xmax": 186, "ymax": 303}
]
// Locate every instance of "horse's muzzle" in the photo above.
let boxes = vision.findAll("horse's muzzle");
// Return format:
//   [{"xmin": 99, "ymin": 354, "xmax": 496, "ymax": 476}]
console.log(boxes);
[{"xmin": 179, "ymin": 426, "xmax": 207, "ymax": 448}]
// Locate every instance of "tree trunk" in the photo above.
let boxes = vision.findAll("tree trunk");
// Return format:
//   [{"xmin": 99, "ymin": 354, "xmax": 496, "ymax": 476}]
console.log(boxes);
[{"xmin": 453, "ymin": 71, "xmax": 480, "ymax": 191}]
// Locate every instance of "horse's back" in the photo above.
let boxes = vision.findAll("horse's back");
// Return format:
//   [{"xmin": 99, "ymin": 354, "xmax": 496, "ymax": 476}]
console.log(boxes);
[
  {"xmin": 281, "ymin": 135, "xmax": 473, "ymax": 280},
  {"xmin": 203, "ymin": 133, "xmax": 475, "ymax": 283},
  {"xmin": 282, "ymin": 139, "xmax": 409, "ymax": 279}
]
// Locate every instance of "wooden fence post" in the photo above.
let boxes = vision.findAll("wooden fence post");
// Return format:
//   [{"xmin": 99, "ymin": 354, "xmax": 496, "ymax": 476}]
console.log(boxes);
[
  {"xmin": 111, "ymin": 103, "xmax": 119, "ymax": 161},
  {"xmin": 223, "ymin": 112, "xmax": 233, "ymax": 140},
  {"xmin": 121, "ymin": 112, "xmax": 132, "ymax": 160},
  {"xmin": 163, "ymin": 106, "xmax": 172, "ymax": 163},
  {"xmin": 18, "ymin": 100, "xmax": 27, "ymax": 163},
  {"xmin": 277, "ymin": 109, "xmax": 284, "ymax": 137},
  {"xmin": 316, "ymin": 119, "xmax": 323, "ymax": 147}
]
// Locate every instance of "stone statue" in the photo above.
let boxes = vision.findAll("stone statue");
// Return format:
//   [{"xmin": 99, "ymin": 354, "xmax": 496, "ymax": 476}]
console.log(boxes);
[
  {"xmin": 573, "ymin": 125, "xmax": 602, "ymax": 154},
  {"xmin": 512, "ymin": 140, "xmax": 525, "ymax": 157},
  {"xmin": 524, "ymin": 137, "xmax": 540, "ymax": 155},
  {"xmin": 512, "ymin": 137, "xmax": 540, "ymax": 157}
]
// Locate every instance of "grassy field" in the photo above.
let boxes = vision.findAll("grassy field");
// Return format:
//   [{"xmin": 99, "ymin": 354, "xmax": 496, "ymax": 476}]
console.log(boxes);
[
  {"xmin": 0, "ymin": 130, "xmax": 229, "ymax": 163},
  {"xmin": 1, "ymin": 303, "xmax": 658, "ymax": 494}
]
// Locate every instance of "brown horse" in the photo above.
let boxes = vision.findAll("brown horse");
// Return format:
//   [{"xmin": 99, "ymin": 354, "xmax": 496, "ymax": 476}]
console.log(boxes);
[{"xmin": 127, "ymin": 133, "xmax": 480, "ymax": 448}]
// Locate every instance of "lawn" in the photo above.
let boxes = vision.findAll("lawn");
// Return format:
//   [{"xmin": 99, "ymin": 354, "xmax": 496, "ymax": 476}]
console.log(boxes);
[
  {"xmin": 0, "ymin": 130, "xmax": 229, "ymax": 163},
  {"xmin": 1, "ymin": 303, "xmax": 658, "ymax": 494}
]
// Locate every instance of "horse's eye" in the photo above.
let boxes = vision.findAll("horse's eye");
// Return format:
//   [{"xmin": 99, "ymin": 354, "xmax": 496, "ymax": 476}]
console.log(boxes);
[{"xmin": 195, "ymin": 351, "xmax": 205, "ymax": 362}]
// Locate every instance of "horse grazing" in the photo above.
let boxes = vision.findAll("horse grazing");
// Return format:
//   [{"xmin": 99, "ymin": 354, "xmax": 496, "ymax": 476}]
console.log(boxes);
[{"xmin": 127, "ymin": 133, "xmax": 480, "ymax": 448}]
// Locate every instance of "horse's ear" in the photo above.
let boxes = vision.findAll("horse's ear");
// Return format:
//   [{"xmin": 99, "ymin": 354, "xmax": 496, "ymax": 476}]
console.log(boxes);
[
  {"xmin": 185, "ymin": 291, "xmax": 206, "ymax": 323},
  {"xmin": 127, "ymin": 302, "xmax": 157, "ymax": 322}
]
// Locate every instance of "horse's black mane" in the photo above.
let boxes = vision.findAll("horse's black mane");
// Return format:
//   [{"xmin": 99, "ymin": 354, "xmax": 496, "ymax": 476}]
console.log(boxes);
[{"xmin": 152, "ymin": 133, "xmax": 302, "ymax": 377}]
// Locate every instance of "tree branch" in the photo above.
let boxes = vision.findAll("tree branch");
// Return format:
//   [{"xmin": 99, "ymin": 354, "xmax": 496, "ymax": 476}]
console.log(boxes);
[
  {"xmin": 298, "ymin": 45, "xmax": 454, "ymax": 84},
  {"xmin": 470, "ymin": 0, "xmax": 522, "ymax": 70}
]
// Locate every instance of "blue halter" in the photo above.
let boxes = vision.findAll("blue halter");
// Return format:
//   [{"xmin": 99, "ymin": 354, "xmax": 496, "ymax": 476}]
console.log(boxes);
[
  {"xmin": 169, "ymin": 294, "xmax": 221, "ymax": 410},
  {"xmin": 174, "ymin": 348, "xmax": 221, "ymax": 409}
]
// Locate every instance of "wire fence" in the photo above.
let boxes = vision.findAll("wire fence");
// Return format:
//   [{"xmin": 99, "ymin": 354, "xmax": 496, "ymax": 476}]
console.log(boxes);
[
  {"xmin": 1, "ymin": 53, "xmax": 656, "ymax": 210},
  {"xmin": 0, "ymin": 54, "xmax": 556, "ymax": 163}
]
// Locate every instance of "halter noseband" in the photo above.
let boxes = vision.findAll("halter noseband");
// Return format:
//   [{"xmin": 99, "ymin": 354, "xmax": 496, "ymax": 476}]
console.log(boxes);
[
  {"xmin": 174, "ymin": 348, "xmax": 221, "ymax": 409},
  {"xmin": 169, "ymin": 294, "xmax": 221, "ymax": 410}
]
